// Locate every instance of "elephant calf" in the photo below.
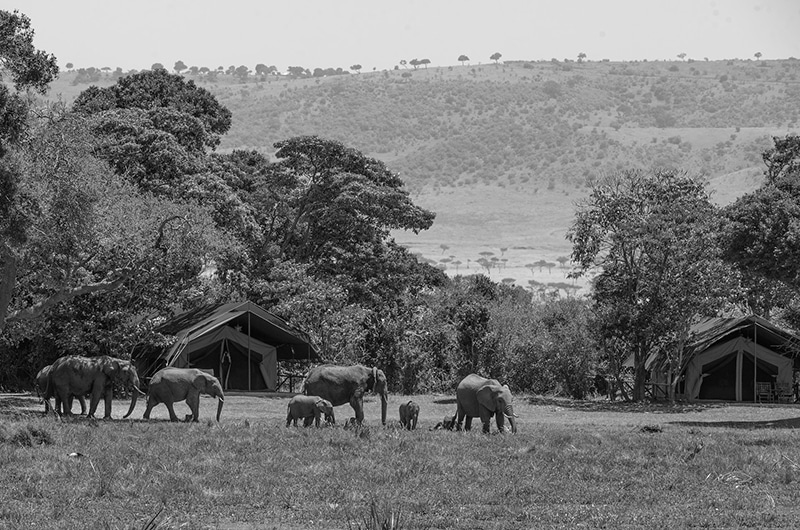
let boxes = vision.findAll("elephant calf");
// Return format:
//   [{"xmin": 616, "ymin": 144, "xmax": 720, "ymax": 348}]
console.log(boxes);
[
  {"xmin": 398, "ymin": 400, "xmax": 420, "ymax": 430},
  {"xmin": 286, "ymin": 395, "xmax": 334, "ymax": 427},
  {"xmin": 143, "ymin": 367, "xmax": 224, "ymax": 422}
]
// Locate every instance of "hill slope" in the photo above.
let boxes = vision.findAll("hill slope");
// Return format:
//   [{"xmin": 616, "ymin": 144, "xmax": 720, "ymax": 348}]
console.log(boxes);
[{"xmin": 46, "ymin": 59, "xmax": 800, "ymax": 291}]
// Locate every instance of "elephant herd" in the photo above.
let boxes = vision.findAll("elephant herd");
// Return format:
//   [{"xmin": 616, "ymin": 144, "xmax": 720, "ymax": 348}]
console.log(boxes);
[{"xmin": 35, "ymin": 357, "xmax": 518, "ymax": 434}]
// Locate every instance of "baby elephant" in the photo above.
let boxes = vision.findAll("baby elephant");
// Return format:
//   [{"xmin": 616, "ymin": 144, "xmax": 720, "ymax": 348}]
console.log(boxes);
[
  {"xmin": 399, "ymin": 400, "xmax": 420, "ymax": 430},
  {"xmin": 286, "ymin": 395, "xmax": 334, "ymax": 427},
  {"xmin": 143, "ymin": 367, "xmax": 224, "ymax": 422}
]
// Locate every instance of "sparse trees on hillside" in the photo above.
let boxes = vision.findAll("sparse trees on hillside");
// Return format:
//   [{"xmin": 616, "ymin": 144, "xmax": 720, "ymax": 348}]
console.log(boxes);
[{"xmin": 458, "ymin": 54, "xmax": 470, "ymax": 66}]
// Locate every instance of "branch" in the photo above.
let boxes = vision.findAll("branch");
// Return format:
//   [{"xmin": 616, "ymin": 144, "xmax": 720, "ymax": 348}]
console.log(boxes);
[{"xmin": 5, "ymin": 272, "xmax": 129, "ymax": 323}]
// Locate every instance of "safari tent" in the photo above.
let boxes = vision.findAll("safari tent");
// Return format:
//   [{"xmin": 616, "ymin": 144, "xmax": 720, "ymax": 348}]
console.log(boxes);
[
  {"xmin": 676, "ymin": 315, "xmax": 798, "ymax": 402},
  {"xmin": 138, "ymin": 301, "xmax": 319, "ymax": 391}
]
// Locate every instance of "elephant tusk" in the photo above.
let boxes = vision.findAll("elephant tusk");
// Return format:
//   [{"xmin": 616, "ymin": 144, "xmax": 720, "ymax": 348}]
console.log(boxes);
[{"xmin": 135, "ymin": 387, "xmax": 146, "ymax": 396}]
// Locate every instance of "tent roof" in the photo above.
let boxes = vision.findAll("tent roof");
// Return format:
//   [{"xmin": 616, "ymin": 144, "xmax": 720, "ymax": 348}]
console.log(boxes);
[
  {"xmin": 687, "ymin": 314, "xmax": 799, "ymax": 359},
  {"xmin": 156, "ymin": 301, "xmax": 320, "ymax": 362},
  {"xmin": 627, "ymin": 313, "xmax": 800, "ymax": 371}
]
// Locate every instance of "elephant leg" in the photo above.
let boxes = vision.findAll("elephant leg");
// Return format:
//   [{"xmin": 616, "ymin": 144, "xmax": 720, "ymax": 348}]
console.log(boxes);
[
  {"xmin": 303, "ymin": 416, "xmax": 314, "ymax": 427},
  {"xmin": 88, "ymin": 385, "xmax": 104, "ymax": 418},
  {"xmin": 495, "ymin": 412, "xmax": 505, "ymax": 433},
  {"xmin": 314, "ymin": 410, "xmax": 321, "ymax": 428},
  {"xmin": 286, "ymin": 410, "xmax": 293, "ymax": 428},
  {"xmin": 455, "ymin": 405, "xmax": 465, "ymax": 431},
  {"xmin": 350, "ymin": 395, "xmax": 364, "ymax": 424},
  {"xmin": 186, "ymin": 391, "xmax": 200, "ymax": 422},
  {"xmin": 103, "ymin": 386, "xmax": 114, "ymax": 419},
  {"xmin": 479, "ymin": 409, "xmax": 492, "ymax": 434},
  {"xmin": 78, "ymin": 395, "xmax": 87, "ymax": 415},
  {"xmin": 464, "ymin": 416, "xmax": 473, "ymax": 431},
  {"xmin": 164, "ymin": 401, "xmax": 180, "ymax": 422},
  {"xmin": 143, "ymin": 396, "xmax": 156, "ymax": 420}
]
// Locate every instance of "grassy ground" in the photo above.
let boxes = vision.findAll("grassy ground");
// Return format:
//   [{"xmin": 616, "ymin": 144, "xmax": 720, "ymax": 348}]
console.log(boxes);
[{"xmin": 2, "ymin": 392, "xmax": 800, "ymax": 529}]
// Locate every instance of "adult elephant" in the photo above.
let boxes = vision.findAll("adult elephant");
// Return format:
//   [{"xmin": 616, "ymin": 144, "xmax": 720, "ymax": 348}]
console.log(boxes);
[
  {"xmin": 143, "ymin": 367, "xmax": 224, "ymax": 422},
  {"xmin": 456, "ymin": 374, "xmax": 518, "ymax": 434},
  {"xmin": 35, "ymin": 364, "xmax": 86, "ymax": 415},
  {"xmin": 303, "ymin": 364, "xmax": 388, "ymax": 425},
  {"xmin": 49, "ymin": 355, "xmax": 141, "ymax": 419}
]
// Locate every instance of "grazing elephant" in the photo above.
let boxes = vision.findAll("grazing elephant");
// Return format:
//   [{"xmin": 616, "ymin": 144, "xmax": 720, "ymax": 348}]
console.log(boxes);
[
  {"xmin": 35, "ymin": 364, "xmax": 87, "ymax": 415},
  {"xmin": 456, "ymin": 374, "xmax": 518, "ymax": 434},
  {"xmin": 50, "ymin": 355, "xmax": 141, "ymax": 419},
  {"xmin": 432, "ymin": 413, "xmax": 457, "ymax": 431},
  {"xmin": 143, "ymin": 367, "xmax": 224, "ymax": 422},
  {"xmin": 303, "ymin": 364, "xmax": 388, "ymax": 425},
  {"xmin": 286, "ymin": 395, "xmax": 334, "ymax": 427},
  {"xmin": 398, "ymin": 400, "xmax": 420, "ymax": 430}
]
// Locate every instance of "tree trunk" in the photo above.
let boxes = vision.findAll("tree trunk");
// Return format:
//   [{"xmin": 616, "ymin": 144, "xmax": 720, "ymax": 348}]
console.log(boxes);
[{"xmin": 0, "ymin": 245, "xmax": 18, "ymax": 334}]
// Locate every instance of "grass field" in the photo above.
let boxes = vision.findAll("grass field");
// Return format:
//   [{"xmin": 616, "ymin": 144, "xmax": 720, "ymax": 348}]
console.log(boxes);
[{"xmin": 2, "ymin": 392, "xmax": 800, "ymax": 529}]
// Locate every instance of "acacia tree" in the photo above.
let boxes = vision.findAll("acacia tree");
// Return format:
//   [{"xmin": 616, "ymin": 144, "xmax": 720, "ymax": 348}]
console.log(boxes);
[
  {"xmin": 458, "ymin": 55, "xmax": 470, "ymax": 66},
  {"xmin": 569, "ymin": 169, "xmax": 736, "ymax": 401},
  {"xmin": 490, "ymin": 52, "xmax": 502, "ymax": 64}
]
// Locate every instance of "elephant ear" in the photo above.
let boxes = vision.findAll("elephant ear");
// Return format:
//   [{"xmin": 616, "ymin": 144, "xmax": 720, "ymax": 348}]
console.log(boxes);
[
  {"xmin": 476, "ymin": 385, "xmax": 498, "ymax": 411},
  {"xmin": 102, "ymin": 358, "xmax": 121, "ymax": 377},
  {"xmin": 193, "ymin": 373, "xmax": 208, "ymax": 391}
]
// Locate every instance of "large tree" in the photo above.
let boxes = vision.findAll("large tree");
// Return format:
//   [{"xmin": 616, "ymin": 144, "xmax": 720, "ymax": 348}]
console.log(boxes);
[{"xmin": 569, "ymin": 169, "xmax": 736, "ymax": 400}]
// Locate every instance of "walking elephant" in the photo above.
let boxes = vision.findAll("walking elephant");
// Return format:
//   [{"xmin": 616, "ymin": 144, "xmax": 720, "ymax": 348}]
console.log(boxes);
[
  {"xmin": 286, "ymin": 395, "xmax": 334, "ymax": 427},
  {"xmin": 399, "ymin": 400, "xmax": 419, "ymax": 430},
  {"xmin": 456, "ymin": 374, "xmax": 518, "ymax": 434},
  {"xmin": 35, "ymin": 364, "xmax": 87, "ymax": 415},
  {"xmin": 143, "ymin": 367, "xmax": 224, "ymax": 422},
  {"xmin": 49, "ymin": 355, "xmax": 141, "ymax": 419},
  {"xmin": 303, "ymin": 364, "xmax": 388, "ymax": 425}
]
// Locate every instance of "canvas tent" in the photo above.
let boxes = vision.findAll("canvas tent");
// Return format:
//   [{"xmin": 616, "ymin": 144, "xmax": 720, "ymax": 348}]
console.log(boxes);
[
  {"xmin": 669, "ymin": 315, "xmax": 797, "ymax": 402},
  {"xmin": 139, "ymin": 301, "xmax": 319, "ymax": 391}
]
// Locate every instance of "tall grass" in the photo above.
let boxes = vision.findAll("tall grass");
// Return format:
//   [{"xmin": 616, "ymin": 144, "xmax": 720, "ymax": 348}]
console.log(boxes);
[{"xmin": 1, "ymin": 398, "xmax": 800, "ymax": 528}]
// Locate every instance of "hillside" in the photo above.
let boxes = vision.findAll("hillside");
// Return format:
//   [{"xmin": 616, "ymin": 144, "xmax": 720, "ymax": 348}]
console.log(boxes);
[{"xmin": 44, "ymin": 59, "xmax": 800, "ymax": 292}]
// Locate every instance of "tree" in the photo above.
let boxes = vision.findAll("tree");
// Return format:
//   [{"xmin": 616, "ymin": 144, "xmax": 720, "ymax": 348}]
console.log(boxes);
[
  {"xmin": 72, "ymin": 69, "xmax": 232, "ymax": 151},
  {"xmin": 65, "ymin": 62, "xmax": 73, "ymax": 70},
  {"xmin": 755, "ymin": 52, "xmax": 763, "ymax": 60},
  {"xmin": 0, "ymin": 9, "xmax": 59, "ymax": 333},
  {"xmin": 419, "ymin": 59, "xmax": 431, "ymax": 69},
  {"xmin": 399, "ymin": 59, "xmax": 407, "ymax": 69},
  {"xmin": 350, "ymin": 64, "xmax": 362, "ymax": 73},
  {"xmin": 410, "ymin": 59, "xmax": 420, "ymax": 70},
  {"xmin": 490, "ymin": 52, "xmax": 502, "ymax": 64},
  {"xmin": 458, "ymin": 55, "xmax": 469, "ymax": 66},
  {"xmin": 677, "ymin": 53, "xmax": 687, "ymax": 61},
  {"xmin": 577, "ymin": 52, "xmax": 587, "ymax": 63},
  {"xmin": 234, "ymin": 65, "xmax": 249, "ymax": 80},
  {"xmin": 174, "ymin": 60, "xmax": 187, "ymax": 74},
  {"xmin": 721, "ymin": 135, "xmax": 800, "ymax": 290},
  {"xmin": 151, "ymin": 63, "xmax": 165, "ymax": 70},
  {"xmin": 569, "ymin": 169, "xmax": 736, "ymax": 401}
]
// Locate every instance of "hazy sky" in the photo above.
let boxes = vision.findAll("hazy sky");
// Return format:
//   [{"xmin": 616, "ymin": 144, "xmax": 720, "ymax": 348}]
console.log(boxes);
[{"xmin": 11, "ymin": 0, "xmax": 800, "ymax": 72}]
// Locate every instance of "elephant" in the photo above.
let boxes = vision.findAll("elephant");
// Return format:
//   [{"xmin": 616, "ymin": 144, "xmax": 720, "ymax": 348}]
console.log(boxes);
[
  {"xmin": 398, "ymin": 400, "xmax": 419, "ymax": 430},
  {"xmin": 285, "ymin": 395, "xmax": 334, "ymax": 427},
  {"xmin": 143, "ymin": 367, "xmax": 224, "ymax": 422},
  {"xmin": 49, "ymin": 355, "xmax": 141, "ymax": 419},
  {"xmin": 303, "ymin": 364, "xmax": 388, "ymax": 425},
  {"xmin": 35, "ymin": 364, "xmax": 87, "ymax": 415},
  {"xmin": 456, "ymin": 374, "xmax": 518, "ymax": 434},
  {"xmin": 432, "ymin": 413, "xmax": 457, "ymax": 431}
]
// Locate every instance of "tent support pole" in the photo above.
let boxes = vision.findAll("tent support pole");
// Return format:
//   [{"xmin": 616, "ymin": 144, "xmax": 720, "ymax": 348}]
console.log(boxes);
[
  {"xmin": 753, "ymin": 319, "xmax": 758, "ymax": 402},
  {"xmin": 248, "ymin": 312, "xmax": 252, "ymax": 392}
]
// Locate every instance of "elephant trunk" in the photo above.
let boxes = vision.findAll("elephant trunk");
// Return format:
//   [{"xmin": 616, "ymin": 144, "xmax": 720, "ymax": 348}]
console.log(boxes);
[
  {"xmin": 216, "ymin": 397, "xmax": 224, "ymax": 422},
  {"xmin": 123, "ymin": 386, "xmax": 138, "ymax": 419},
  {"xmin": 504, "ymin": 404, "xmax": 518, "ymax": 433},
  {"xmin": 380, "ymin": 391, "xmax": 387, "ymax": 426},
  {"xmin": 122, "ymin": 372, "xmax": 141, "ymax": 419}
]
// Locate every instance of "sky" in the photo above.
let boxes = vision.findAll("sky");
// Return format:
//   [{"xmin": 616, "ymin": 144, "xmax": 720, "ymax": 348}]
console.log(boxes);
[{"xmin": 10, "ymin": 0, "xmax": 800, "ymax": 73}]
